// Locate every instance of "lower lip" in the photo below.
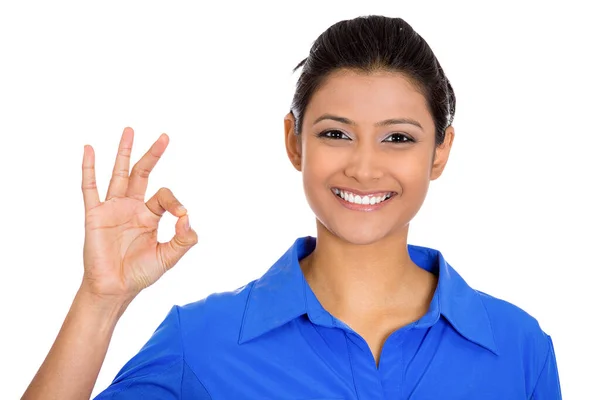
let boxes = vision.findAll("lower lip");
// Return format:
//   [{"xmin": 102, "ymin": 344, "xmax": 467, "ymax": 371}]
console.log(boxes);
[{"xmin": 332, "ymin": 191, "xmax": 394, "ymax": 211}]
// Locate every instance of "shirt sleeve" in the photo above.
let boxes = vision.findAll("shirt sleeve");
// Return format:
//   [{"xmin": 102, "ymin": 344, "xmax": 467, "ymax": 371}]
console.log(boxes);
[
  {"xmin": 531, "ymin": 335, "xmax": 562, "ymax": 400},
  {"xmin": 94, "ymin": 305, "xmax": 211, "ymax": 400}
]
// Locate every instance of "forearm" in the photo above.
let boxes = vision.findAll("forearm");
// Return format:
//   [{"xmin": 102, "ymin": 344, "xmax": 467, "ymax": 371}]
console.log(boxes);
[{"xmin": 22, "ymin": 286, "xmax": 131, "ymax": 400}]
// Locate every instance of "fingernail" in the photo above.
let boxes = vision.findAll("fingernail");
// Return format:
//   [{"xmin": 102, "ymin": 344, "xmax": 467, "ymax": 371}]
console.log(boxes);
[
  {"xmin": 184, "ymin": 216, "xmax": 190, "ymax": 231},
  {"xmin": 178, "ymin": 205, "xmax": 187, "ymax": 213}
]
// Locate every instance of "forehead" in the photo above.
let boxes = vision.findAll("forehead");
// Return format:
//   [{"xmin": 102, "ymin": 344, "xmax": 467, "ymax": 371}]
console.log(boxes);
[{"xmin": 305, "ymin": 69, "xmax": 432, "ymax": 128}]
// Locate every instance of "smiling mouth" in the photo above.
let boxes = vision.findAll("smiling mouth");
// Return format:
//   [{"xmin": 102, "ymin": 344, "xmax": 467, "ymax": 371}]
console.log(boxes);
[{"xmin": 332, "ymin": 188, "xmax": 396, "ymax": 206}]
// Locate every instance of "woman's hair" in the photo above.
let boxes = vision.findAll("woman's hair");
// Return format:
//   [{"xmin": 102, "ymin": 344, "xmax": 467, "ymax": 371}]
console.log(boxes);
[{"xmin": 290, "ymin": 15, "xmax": 456, "ymax": 146}]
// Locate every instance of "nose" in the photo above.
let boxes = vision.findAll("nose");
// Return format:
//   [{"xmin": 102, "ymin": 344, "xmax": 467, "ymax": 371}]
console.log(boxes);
[{"xmin": 343, "ymin": 142, "xmax": 384, "ymax": 182}]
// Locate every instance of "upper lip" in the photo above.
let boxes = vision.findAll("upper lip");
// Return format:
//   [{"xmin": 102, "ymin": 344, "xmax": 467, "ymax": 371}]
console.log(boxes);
[{"xmin": 332, "ymin": 186, "xmax": 397, "ymax": 196}]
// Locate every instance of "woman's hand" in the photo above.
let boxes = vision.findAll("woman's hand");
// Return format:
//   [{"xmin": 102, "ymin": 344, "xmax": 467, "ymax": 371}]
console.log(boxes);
[
  {"xmin": 23, "ymin": 127, "xmax": 198, "ymax": 400},
  {"xmin": 81, "ymin": 127, "xmax": 198, "ymax": 302}
]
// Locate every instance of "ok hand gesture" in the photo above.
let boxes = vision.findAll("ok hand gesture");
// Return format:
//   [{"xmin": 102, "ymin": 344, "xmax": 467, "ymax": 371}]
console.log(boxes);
[{"xmin": 80, "ymin": 127, "xmax": 198, "ymax": 302}]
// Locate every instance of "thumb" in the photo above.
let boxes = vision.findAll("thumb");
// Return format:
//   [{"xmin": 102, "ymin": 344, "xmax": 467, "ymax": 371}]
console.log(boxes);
[{"xmin": 158, "ymin": 214, "xmax": 198, "ymax": 271}]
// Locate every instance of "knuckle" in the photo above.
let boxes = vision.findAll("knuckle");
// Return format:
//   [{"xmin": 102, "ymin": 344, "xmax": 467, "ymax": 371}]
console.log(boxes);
[
  {"xmin": 149, "ymin": 147, "xmax": 162, "ymax": 158},
  {"xmin": 160, "ymin": 188, "xmax": 180, "ymax": 207},
  {"xmin": 172, "ymin": 235, "xmax": 186, "ymax": 248},
  {"xmin": 82, "ymin": 180, "xmax": 97, "ymax": 190},
  {"xmin": 158, "ymin": 187, "xmax": 172, "ymax": 196},
  {"xmin": 130, "ymin": 194, "xmax": 146, "ymax": 202},
  {"xmin": 132, "ymin": 165, "xmax": 151, "ymax": 179},
  {"xmin": 172, "ymin": 198, "xmax": 183, "ymax": 209},
  {"xmin": 118, "ymin": 147, "xmax": 132, "ymax": 157},
  {"xmin": 112, "ymin": 168, "xmax": 129, "ymax": 178},
  {"xmin": 177, "ymin": 232, "xmax": 197, "ymax": 247}
]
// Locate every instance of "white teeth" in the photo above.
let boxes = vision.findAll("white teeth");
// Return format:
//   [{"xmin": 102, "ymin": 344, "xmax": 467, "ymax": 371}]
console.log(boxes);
[{"xmin": 333, "ymin": 189, "xmax": 393, "ymax": 205}]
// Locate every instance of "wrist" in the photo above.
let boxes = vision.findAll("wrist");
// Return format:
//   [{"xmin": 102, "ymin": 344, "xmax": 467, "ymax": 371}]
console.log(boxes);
[{"xmin": 74, "ymin": 284, "xmax": 134, "ymax": 327}]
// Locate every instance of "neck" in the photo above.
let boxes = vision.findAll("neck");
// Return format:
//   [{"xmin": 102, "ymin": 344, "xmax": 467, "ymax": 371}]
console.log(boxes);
[{"xmin": 300, "ymin": 222, "xmax": 436, "ymax": 316}]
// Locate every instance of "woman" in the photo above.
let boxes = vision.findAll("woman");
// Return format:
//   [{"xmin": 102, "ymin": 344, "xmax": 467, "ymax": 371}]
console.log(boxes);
[{"xmin": 23, "ymin": 15, "xmax": 561, "ymax": 399}]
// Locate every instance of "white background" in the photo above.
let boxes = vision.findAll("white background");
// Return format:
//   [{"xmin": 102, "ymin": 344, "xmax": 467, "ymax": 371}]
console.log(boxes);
[{"xmin": 1, "ymin": 0, "xmax": 598, "ymax": 398}]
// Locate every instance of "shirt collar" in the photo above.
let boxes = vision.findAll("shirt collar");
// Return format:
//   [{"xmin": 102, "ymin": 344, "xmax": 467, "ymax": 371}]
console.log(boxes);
[{"xmin": 238, "ymin": 236, "xmax": 498, "ymax": 355}]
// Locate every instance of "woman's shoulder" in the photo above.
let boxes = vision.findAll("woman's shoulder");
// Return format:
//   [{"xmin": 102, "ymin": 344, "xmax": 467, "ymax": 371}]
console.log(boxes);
[
  {"xmin": 177, "ymin": 280, "xmax": 257, "ymax": 324},
  {"xmin": 168, "ymin": 279, "xmax": 260, "ymax": 350},
  {"xmin": 475, "ymin": 290, "xmax": 545, "ymax": 331},
  {"xmin": 473, "ymin": 289, "xmax": 553, "ymax": 358}
]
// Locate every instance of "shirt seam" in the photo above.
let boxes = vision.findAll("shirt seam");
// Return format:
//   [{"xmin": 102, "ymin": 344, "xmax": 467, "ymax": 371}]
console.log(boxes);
[
  {"xmin": 183, "ymin": 358, "xmax": 213, "ymax": 399},
  {"xmin": 528, "ymin": 334, "xmax": 552, "ymax": 400},
  {"xmin": 108, "ymin": 359, "xmax": 181, "ymax": 399},
  {"xmin": 344, "ymin": 332, "xmax": 360, "ymax": 400},
  {"xmin": 175, "ymin": 306, "xmax": 213, "ymax": 399}
]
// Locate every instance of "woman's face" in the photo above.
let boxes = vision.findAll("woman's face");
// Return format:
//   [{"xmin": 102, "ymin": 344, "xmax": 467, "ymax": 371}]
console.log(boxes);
[{"xmin": 285, "ymin": 69, "xmax": 454, "ymax": 245}]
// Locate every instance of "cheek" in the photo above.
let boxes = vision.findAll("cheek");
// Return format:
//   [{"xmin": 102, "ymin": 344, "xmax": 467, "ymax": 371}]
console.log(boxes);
[
  {"xmin": 389, "ymin": 146, "xmax": 432, "ymax": 174},
  {"xmin": 301, "ymin": 142, "xmax": 343, "ymax": 181},
  {"xmin": 399, "ymin": 155, "xmax": 431, "ymax": 179},
  {"xmin": 301, "ymin": 144, "xmax": 344, "ymax": 212},
  {"xmin": 388, "ymin": 150, "xmax": 433, "ymax": 200}
]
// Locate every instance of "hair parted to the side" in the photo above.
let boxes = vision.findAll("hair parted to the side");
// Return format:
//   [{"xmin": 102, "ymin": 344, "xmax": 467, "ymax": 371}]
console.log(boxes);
[{"xmin": 290, "ymin": 15, "xmax": 456, "ymax": 146}]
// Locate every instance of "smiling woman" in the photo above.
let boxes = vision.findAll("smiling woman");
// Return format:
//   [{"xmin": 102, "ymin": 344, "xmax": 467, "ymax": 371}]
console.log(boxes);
[
  {"xmin": 286, "ymin": 69, "xmax": 451, "ymax": 247},
  {"xmin": 22, "ymin": 15, "xmax": 561, "ymax": 400}
]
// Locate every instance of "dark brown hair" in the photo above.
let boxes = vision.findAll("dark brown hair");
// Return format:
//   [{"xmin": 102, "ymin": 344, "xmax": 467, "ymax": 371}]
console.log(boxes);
[{"xmin": 290, "ymin": 15, "xmax": 456, "ymax": 146}]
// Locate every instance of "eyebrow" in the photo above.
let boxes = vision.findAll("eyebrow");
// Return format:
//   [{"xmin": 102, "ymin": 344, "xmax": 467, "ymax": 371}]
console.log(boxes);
[{"xmin": 313, "ymin": 114, "xmax": 423, "ymax": 130}]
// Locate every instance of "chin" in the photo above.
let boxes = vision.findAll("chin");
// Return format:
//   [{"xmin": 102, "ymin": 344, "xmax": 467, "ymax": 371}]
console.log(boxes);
[{"xmin": 320, "ymin": 219, "xmax": 396, "ymax": 246}]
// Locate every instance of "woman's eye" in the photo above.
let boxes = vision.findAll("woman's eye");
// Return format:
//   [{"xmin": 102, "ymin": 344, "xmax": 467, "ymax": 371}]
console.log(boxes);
[
  {"xmin": 318, "ymin": 130, "xmax": 350, "ymax": 140},
  {"xmin": 383, "ymin": 133, "xmax": 413, "ymax": 143}
]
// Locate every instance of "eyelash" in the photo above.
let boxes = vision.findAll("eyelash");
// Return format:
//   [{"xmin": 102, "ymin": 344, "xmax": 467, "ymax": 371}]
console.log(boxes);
[{"xmin": 317, "ymin": 129, "xmax": 414, "ymax": 143}]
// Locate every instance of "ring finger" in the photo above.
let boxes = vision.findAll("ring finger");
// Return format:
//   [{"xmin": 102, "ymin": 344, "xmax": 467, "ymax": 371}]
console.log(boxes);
[{"xmin": 125, "ymin": 133, "xmax": 169, "ymax": 201}]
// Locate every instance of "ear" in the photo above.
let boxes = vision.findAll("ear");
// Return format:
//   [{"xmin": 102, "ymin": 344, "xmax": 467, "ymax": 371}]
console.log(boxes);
[
  {"xmin": 284, "ymin": 112, "xmax": 302, "ymax": 171},
  {"xmin": 430, "ymin": 126, "xmax": 455, "ymax": 181}
]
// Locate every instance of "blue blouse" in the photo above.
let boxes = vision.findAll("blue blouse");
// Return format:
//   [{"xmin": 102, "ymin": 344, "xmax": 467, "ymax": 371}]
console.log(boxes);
[{"xmin": 95, "ymin": 236, "xmax": 561, "ymax": 399}]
